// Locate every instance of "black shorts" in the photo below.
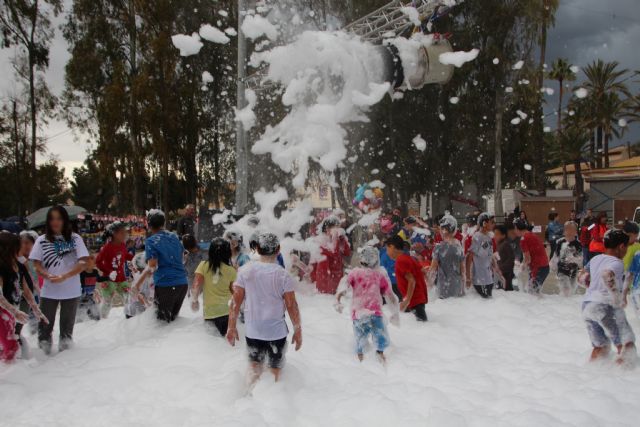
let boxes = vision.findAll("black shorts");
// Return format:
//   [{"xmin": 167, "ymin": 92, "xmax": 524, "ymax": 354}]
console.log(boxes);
[{"xmin": 246, "ymin": 337, "xmax": 288, "ymax": 369}]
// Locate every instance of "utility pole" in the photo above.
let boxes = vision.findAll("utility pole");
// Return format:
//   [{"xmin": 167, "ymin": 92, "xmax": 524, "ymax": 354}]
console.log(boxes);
[{"xmin": 235, "ymin": 0, "xmax": 249, "ymax": 215}]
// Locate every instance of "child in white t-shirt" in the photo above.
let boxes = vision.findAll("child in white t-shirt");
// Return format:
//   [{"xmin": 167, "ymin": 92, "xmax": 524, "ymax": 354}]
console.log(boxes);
[{"xmin": 581, "ymin": 230, "xmax": 636, "ymax": 366}]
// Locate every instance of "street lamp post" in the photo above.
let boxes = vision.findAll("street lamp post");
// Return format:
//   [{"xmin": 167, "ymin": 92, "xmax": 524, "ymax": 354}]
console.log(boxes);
[{"xmin": 235, "ymin": 0, "xmax": 249, "ymax": 215}]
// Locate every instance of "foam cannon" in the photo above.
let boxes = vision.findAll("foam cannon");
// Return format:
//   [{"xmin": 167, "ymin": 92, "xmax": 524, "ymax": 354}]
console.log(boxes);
[
  {"xmin": 374, "ymin": 39, "xmax": 454, "ymax": 90},
  {"xmin": 244, "ymin": 0, "xmax": 457, "ymax": 91}
]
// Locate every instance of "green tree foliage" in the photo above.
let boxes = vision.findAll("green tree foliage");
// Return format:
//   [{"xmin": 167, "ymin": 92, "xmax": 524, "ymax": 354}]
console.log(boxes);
[
  {"xmin": 0, "ymin": 0, "xmax": 62, "ymax": 211},
  {"xmin": 63, "ymin": 0, "xmax": 237, "ymax": 214}
]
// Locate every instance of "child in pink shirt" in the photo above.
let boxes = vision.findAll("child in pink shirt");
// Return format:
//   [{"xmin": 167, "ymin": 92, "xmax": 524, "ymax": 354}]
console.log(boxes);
[{"xmin": 336, "ymin": 247, "xmax": 399, "ymax": 362}]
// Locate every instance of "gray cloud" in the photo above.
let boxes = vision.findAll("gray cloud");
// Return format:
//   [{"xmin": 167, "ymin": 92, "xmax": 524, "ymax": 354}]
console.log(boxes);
[{"xmin": 544, "ymin": 0, "xmax": 640, "ymax": 143}]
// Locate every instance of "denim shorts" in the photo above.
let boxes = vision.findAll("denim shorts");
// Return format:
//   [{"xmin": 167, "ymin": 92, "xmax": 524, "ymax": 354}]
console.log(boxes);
[
  {"xmin": 353, "ymin": 315, "xmax": 389, "ymax": 355},
  {"xmin": 582, "ymin": 302, "xmax": 636, "ymax": 347}
]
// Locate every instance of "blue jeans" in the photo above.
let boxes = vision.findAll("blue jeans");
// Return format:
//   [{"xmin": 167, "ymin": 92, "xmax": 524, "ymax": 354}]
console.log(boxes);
[
  {"xmin": 582, "ymin": 246, "xmax": 590, "ymax": 266},
  {"xmin": 582, "ymin": 302, "xmax": 636, "ymax": 347},
  {"xmin": 532, "ymin": 266, "xmax": 550, "ymax": 293},
  {"xmin": 353, "ymin": 315, "xmax": 389, "ymax": 355}
]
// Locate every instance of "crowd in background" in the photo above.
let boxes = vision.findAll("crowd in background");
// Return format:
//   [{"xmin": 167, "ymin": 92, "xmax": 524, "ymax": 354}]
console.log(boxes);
[{"xmin": 2, "ymin": 203, "xmax": 640, "ymax": 374}]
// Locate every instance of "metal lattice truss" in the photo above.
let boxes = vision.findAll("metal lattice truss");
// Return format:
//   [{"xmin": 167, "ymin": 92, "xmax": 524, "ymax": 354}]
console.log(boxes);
[
  {"xmin": 244, "ymin": 0, "xmax": 447, "ymax": 91},
  {"xmin": 344, "ymin": 0, "xmax": 441, "ymax": 43}
]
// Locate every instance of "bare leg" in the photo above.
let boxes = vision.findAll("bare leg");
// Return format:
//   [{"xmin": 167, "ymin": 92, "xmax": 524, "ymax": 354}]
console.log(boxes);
[
  {"xmin": 270, "ymin": 368, "xmax": 282, "ymax": 382},
  {"xmin": 247, "ymin": 362, "xmax": 263, "ymax": 387},
  {"xmin": 589, "ymin": 346, "xmax": 610, "ymax": 362},
  {"xmin": 616, "ymin": 342, "xmax": 637, "ymax": 366}
]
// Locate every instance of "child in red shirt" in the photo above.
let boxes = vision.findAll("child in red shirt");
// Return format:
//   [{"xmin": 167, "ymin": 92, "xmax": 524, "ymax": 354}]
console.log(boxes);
[
  {"xmin": 96, "ymin": 222, "xmax": 134, "ymax": 318},
  {"xmin": 385, "ymin": 235, "xmax": 428, "ymax": 322},
  {"xmin": 515, "ymin": 219, "xmax": 550, "ymax": 294}
]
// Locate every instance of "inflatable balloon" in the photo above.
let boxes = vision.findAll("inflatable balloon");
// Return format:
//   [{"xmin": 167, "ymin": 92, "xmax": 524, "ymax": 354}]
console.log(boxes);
[
  {"xmin": 355, "ymin": 185, "xmax": 368, "ymax": 202},
  {"xmin": 373, "ymin": 188, "xmax": 384, "ymax": 199}
]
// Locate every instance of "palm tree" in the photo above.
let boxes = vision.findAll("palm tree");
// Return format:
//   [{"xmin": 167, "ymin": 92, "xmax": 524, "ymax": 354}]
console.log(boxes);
[
  {"xmin": 599, "ymin": 92, "xmax": 626, "ymax": 167},
  {"xmin": 624, "ymin": 70, "xmax": 640, "ymax": 126},
  {"xmin": 547, "ymin": 58, "xmax": 576, "ymax": 134},
  {"xmin": 533, "ymin": 0, "xmax": 560, "ymax": 192},
  {"xmin": 581, "ymin": 60, "xmax": 630, "ymax": 168},
  {"xmin": 549, "ymin": 119, "xmax": 590, "ymax": 210}
]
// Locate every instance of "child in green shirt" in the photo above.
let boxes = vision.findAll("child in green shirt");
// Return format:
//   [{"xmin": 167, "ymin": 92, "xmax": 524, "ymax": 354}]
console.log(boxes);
[{"xmin": 190, "ymin": 238, "xmax": 237, "ymax": 336}]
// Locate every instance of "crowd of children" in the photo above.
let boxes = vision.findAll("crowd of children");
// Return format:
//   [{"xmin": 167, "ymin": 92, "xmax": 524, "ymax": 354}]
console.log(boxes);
[{"xmin": 1, "ymin": 205, "xmax": 639, "ymax": 378}]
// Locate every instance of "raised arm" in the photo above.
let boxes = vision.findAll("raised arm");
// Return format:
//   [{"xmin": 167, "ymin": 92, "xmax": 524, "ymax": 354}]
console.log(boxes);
[{"xmin": 284, "ymin": 291, "xmax": 302, "ymax": 351}]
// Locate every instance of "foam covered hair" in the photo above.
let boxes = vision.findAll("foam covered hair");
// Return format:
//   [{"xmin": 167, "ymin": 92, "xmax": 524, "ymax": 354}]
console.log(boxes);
[
  {"xmin": 439, "ymin": 214, "xmax": 458, "ymax": 233},
  {"xmin": 258, "ymin": 232, "xmax": 280, "ymax": 255},
  {"xmin": 359, "ymin": 246, "xmax": 380, "ymax": 268}
]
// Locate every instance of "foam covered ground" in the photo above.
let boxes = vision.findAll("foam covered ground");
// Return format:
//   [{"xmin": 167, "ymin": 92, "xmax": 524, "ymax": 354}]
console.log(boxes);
[{"xmin": 1, "ymin": 288, "xmax": 638, "ymax": 427}]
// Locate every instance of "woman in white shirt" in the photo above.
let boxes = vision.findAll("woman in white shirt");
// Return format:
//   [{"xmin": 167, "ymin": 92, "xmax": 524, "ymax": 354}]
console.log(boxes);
[{"xmin": 30, "ymin": 206, "xmax": 89, "ymax": 355}]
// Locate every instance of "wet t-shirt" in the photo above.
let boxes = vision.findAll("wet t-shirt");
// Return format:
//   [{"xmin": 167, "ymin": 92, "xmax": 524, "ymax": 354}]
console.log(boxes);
[
  {"xmin": 584, "ymin": 254, "xmax": 623, "ymax": 305},
  {"xmin": 346, "ymin": 267, "xmax": 390, "ymax": 320},
  {"xmin": 470, "ymin": 232, "xmax": 494, "ymax": 286},
  {"xmin": 433, "ymin": 240, "xmax": 465, "ymax": 296},
  {"xmin": 145, "ymin": 230, "xmax": 188, "ymax": 287},
  {"xmin": 235, "ymin": 261, "xmax": 295, "ymax": 341}
]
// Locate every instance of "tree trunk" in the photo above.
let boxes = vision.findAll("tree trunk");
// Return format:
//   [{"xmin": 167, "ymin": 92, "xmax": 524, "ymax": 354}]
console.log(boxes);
[
  {"xmin": 494, "ymin": 91, "xmax": 504, "ymax": 219},
  {"xmin": 561, "ymin": 164, "xmax": 568, "ymax": 189},
  {"xmin": 333, "ymin": 168, "xmax": 350, "ymax": 213},
  {"xmin": 604, "ymin": 132, "xmax": 610, "ymax": 168},
  {"xmin": 589, "ymin": 132, "xmax": 595, "ymax": 168},
  {"xmin": 596, "ymin": 126, "xmax": 603, "ymax": 169},
  {"xmin": 574, "ymin": 159, "xmax": 584, "ymax": 213},
  {"xmin": 557, "ymin": 79, "xmax": 563, "ymax": 133},
  {"xmin": 128, "ymin": 0, "xmax": 144, "ymax": 214},
  {"xmin": 28, "ymin": 0, "xmax": 40, "ymax": 212},
  {"xmin": 12, "ymin": 100, "xmax": 23, "ymax": 222},
  {"xmin": 213, "ymin": 126, "xmax": 220, "ymax": 208},
  {"xmin": 534, "ymin": 0, "xmax": 549, "ymax": 193}
]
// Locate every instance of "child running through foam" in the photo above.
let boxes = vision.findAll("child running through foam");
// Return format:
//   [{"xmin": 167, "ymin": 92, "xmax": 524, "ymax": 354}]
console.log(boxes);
[
  {"xmin": 191, "ymin": 238, "xmax": 237, "ymax": 336},
  {"xmin": 581, "ymin": 230, "xmax": 636, "ymax": 366},
  {"xmin": 336, "ymin": 246, "xmax": 399, "ymax": 363},
  {"xmin": 95, "ymin": 222, "xmax": 134, "ymax": 318}
]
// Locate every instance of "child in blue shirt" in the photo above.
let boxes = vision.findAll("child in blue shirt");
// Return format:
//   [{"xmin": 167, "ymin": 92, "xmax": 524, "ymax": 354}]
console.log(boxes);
[{"xmin": 134, "ymin": 210, "xmax": 188, "ymax": 322}]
